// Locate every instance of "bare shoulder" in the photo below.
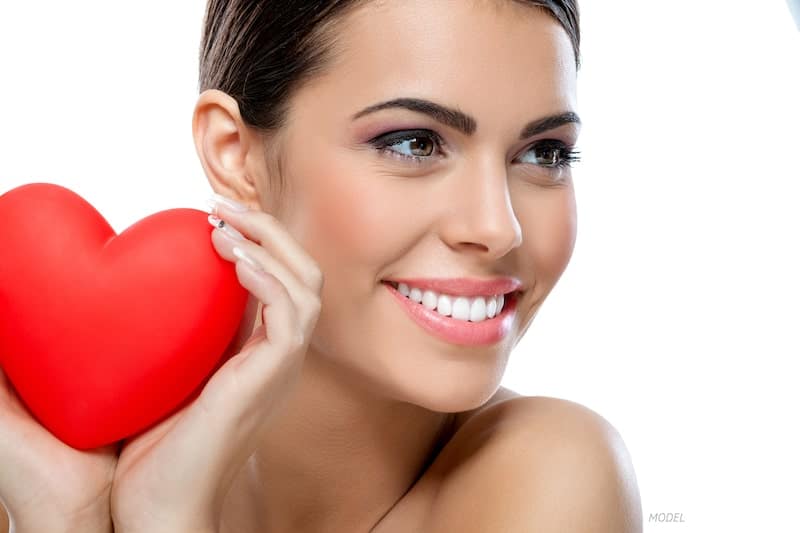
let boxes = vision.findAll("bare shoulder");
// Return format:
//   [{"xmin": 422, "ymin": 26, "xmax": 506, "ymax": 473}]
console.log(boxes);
[{"xmin": 423, "ymin": 392, "xmax": 643, "ymax": 533}]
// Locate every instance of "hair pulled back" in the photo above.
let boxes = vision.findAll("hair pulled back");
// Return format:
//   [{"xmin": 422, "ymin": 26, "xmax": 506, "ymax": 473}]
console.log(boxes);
[{"xmin": 199, "ymin": 0, "xmax": 580, "ymax": 134}]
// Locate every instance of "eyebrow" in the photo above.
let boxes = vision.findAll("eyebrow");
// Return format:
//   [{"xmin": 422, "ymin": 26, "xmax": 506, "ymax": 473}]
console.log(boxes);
[{"xmin": 351, "ymin": 97, "xmax": 581, "ymax": 140}]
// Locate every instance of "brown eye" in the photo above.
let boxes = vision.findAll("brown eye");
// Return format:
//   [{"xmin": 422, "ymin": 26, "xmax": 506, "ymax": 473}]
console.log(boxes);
[
  {"xmin": 520, "ymin": 140, "xmax": 581, "ymax": 169},
  {"xmin": 369, "ymin": 129, "xmax": 444, "ymax": 163},
  {"xmin": 536, "ymin": 146, "xmax": 561, "ymax": 166},
  {"xmin": 404, "ymin": 136, "xmax": 435, "ymax": 157}
]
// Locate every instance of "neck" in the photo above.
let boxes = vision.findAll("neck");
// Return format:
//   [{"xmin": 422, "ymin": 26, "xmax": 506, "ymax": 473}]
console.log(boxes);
[{"xmin": 221, "ymin": 344, "xmax": 456, "ymax": 533}]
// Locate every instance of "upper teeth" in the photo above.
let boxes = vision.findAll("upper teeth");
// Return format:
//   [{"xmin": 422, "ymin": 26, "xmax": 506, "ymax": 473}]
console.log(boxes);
[{"xmin": 393, "ymin": 282, "xmax": 506, "ymax": 322}]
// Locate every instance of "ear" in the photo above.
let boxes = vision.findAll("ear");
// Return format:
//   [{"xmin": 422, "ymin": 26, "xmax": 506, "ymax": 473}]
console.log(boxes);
[{"xmin": 192, "ymin": 89, "xmax": 263, "ymax": 207}]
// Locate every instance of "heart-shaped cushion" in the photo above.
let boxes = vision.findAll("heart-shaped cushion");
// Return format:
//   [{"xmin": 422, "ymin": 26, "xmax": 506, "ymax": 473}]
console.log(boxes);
[{"xmin": 0, "ymin": 183, "xmax": 248, "ymax": 450}]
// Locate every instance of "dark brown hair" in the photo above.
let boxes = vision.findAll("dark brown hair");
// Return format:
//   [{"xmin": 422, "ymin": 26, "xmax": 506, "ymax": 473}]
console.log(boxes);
[{"xmin": 199, "ymin": 0, "xmax": 580, "ymax": 134}]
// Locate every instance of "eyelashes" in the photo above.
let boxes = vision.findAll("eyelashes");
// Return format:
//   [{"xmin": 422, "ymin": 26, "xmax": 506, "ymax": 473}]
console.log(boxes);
[
  {"xmin": 368, "ymin": 129, "xmax": 443, "ymax": 164},
  {"xmin": 521, "ymin": 139, "xmax": 582, "ymax": 169},
  {"xmin": 367, "ymin": 129, "xmax": 581, "ymax": 171}
]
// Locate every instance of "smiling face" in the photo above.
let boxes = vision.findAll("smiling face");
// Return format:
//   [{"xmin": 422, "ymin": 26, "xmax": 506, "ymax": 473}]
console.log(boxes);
[{"xmin": 249, "ymin": 0, "xmax": 579, "ymax": 411}]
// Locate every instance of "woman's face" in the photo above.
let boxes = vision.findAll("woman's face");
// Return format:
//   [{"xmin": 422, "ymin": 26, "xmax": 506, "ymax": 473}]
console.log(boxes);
[{"xmin": 252, "ymin": 0, "xmax": 578, "ymax": 411}]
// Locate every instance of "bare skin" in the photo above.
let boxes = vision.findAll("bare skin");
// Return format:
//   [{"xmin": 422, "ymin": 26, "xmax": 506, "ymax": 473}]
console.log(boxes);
[
  {"xmin": 190, "ymin": 1, "xmax": 638, "ymax": 532},
  {"xmin": 2, "ymin": 1, "xmax": 642, "ymax": 532}
]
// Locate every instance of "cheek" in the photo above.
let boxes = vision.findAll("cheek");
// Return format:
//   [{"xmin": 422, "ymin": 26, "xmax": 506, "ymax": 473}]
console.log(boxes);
[
  {"xmin": 289, "ymin": 155, "xmax": 409, "ymax": 284},
  {"xmin": 518, "ymin": 187, "xmax": 577, "ymax": 284}
]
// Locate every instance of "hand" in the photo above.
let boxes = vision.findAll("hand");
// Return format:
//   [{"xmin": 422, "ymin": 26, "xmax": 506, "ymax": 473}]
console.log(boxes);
[
  {"xmin": 0, "ymin": 367, "xmax": 118, "ymax": 533},
  {"xmin": 109, "ymin": 201, "xmax": 323, "ymax": 533}
]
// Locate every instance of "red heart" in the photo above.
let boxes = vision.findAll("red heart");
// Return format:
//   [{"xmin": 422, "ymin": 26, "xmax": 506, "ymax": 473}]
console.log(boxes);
[{"xmin": 0, "ymin": 183, "xmax": 248, "ymax": 450}]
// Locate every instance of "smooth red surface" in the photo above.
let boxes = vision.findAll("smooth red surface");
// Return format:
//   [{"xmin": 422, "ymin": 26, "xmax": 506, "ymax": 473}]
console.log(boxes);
[{"xmin": 0, "ymin": 183, "xmax": 248, "ymax": 450}]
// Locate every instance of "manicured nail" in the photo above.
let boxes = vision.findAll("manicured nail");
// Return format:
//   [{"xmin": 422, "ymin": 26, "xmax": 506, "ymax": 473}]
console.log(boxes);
[
  {"xmin": 232, "ymin": 246, "xmax": 263, "ymax": 272},
  {"xmin": 208, "ymin": 214, "xmax": 245, "ymax": 241},
  {"xmin": 206, "ymin": 192, "xmax": 249, "ymax": 215}
]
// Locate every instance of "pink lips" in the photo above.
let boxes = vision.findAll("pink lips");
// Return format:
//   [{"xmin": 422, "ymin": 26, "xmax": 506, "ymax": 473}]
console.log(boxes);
[{"xmin": 383, "ymin": 281, "xmax": 518, "ymax": 346}]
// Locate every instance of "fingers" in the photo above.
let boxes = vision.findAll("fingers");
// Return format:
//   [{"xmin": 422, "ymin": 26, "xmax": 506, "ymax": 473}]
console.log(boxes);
[
  {"xmin": 201, "ymin": 235, "xmax": 308, "ymax": 411},
  {"xmin": 202, "ymin": 268, "xmax": 305, "ymax": 444},
  {"xmin": 223, "ymin": 292, "xmax": 261, "ymax": 356},
  {"xmin": 211, "ymin": 202, "xmax": 324, "ymax": 294},
  {"xmin": 232, "ymin": 261, "xmax": 303, "ymax": 354},
  {"xmin": 196, "ymin": 206, "xmax": 319, "ymax": 435},
  {"xmin": 209, "ymin": 217, "xmax": 322, "ymax": 320},
  {"xmin": 207, "ymin": 204, "xmax": 323, "ymax": 337},
  {"xmin": 106, "ymin": 202, "xmax": 324, "ymax": 526},
  {"xmin": 210, "ymin": 225, "xmax": 311, "ymax": 309},
  {"xmin": 151, "ymin": 270, "xmax": 304, "ymax": 505}
]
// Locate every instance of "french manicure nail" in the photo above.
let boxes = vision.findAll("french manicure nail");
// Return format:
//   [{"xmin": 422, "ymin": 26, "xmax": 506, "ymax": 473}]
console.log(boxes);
[
  {"xmin": 232, "ymin": 246, "xmax": 263, "ymax": 272},
  {"xmin": 208, "ymin": 214, "xmax": 245, "ymax": 241},
  {"xmin": 207, "ymin": 192, "xmax": 249, "ymax": 214}
]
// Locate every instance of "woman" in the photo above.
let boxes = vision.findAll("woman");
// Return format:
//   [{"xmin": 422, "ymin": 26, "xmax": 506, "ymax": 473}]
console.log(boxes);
[{"xmin": 0, "ymin": 0, "xmax": 642, "ymax": 531}]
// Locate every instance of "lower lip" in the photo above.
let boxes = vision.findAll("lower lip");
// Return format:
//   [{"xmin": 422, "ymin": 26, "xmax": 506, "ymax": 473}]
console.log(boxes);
[{"xmin": 382, "ymin": 282, "xmax": 518, "ymax": 346}]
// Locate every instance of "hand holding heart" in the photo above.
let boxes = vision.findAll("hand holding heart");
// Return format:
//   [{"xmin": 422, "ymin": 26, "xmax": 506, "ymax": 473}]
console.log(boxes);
[
  {"xmin": 109, "ymin": 199, "xmax": 324, "ymax": 532},
  {"xmin": 0, "ymin": 189, "xmax": 323, "ymax": 532},
  {"xmin": 0, "ymin": 366, "xmax": 119, "ymax": 532}
]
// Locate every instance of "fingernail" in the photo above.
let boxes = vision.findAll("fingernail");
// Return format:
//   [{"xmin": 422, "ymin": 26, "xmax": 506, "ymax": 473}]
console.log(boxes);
[
  {"xmin": 232, "ymin": 246, "xmax": 263, "ymax": 272},
  {"xmin": 206, "ymin": 192, "xmax": 249, "ymax": 215},
  {"xmin": 208, "ymin": 214, "xmax": 245, "ymax": 241}
]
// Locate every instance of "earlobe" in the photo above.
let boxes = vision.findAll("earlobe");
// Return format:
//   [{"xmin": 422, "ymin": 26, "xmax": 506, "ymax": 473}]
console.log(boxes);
[{"xmin": 192, "ymin": 89, "xmax": 257, "ymax": 202}]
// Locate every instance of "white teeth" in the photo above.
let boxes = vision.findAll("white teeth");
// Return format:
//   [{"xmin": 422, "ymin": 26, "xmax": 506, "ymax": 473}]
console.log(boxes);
[
  {"xmin": 436, "ymin": 294, "xmax": 452, "ymax": 316},
  {"xmin": 422, "ymin": 290, "xmax": 438, "ymax": 310},
  {"xmin": 486, "ymin": 297, "xmax": 497, "ymax": 318},
  {"xmin": 469, "ymin": 297, "xmax": 487, "ymax": 322},
  {"xmin": 451, "ymin": 297, "xmax": 471, "ymax": 320},
  {"xmin": 409, "ymin": 287, "xmax": 423, "ymax": 303},
  {"xmin": 391, "ymin": 282, "xmax": 509, "ymax": 322}
]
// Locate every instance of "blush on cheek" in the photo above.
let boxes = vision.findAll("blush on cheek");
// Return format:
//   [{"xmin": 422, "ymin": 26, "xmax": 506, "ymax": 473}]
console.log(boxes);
[
  {"xmin": 320, "ymin": 185, "xmax": 399, "ymax": 250},
  {"xmin": 299, "ymin": 161, "xmax": 410, "ymax": 291}
]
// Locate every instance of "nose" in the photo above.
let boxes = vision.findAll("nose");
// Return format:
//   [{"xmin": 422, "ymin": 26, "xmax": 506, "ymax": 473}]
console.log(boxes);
[{"xmin": 437, "ymin": 159, "xmax": 522, "ymax": 259}]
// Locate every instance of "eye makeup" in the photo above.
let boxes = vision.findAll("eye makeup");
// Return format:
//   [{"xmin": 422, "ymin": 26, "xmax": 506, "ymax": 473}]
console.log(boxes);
[
  {"xmin": 367, "ymin": 129, "xmax": 447, "ymax": 165},
  {"xmin": 367, "ymin": 128, "xmax": 580, "ymax": 171}
]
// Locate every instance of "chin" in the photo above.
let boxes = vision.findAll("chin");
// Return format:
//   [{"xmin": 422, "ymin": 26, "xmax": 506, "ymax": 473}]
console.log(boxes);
[{"xmin": 398, "ymin": 373, "xmax": 502, "ymax": 414}]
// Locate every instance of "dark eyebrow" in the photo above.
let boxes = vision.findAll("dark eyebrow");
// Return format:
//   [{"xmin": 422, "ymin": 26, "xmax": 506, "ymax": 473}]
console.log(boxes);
[
  {"xmin": 351, "ymin": 97, "xmax": 581, "ymax": 139},
  {"xmin": 519, "ymin": 110, "xmax": 581, "ymax": 139}
]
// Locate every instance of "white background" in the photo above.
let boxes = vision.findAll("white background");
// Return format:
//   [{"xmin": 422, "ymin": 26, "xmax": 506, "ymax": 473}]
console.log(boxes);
[{"xmin": 1, "ymin": 2, "xmax": 799, "ymax": 532}]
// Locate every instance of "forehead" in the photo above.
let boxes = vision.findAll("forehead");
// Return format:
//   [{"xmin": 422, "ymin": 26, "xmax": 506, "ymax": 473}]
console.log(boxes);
[{"xmin": 304, "ymin": 0, "xmax": 577, "ymax": 126}]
